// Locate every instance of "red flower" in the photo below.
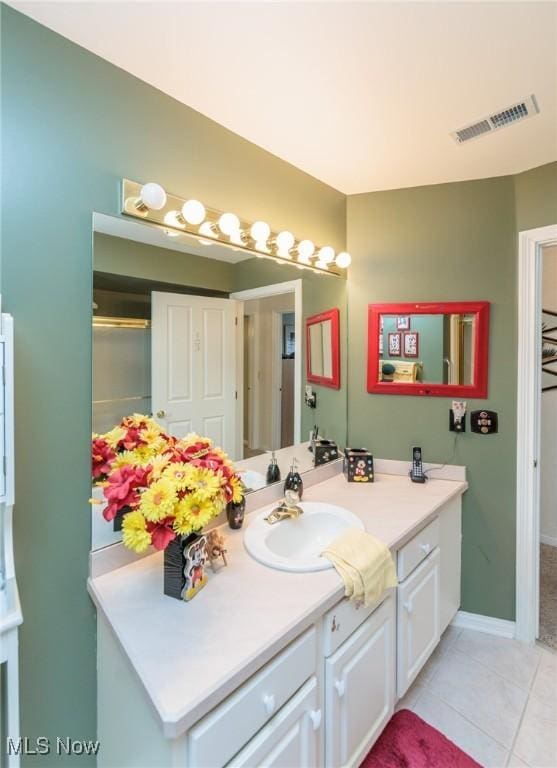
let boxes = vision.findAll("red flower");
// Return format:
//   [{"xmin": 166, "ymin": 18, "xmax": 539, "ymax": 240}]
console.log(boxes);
[
  {"xmin": 103, "ymin": 465, "xmax": 149, "ymax": 521},
  {"xmin": 146, "ymin": 517, "xmax": 176, "ymax": 550},
  {"xmin": 92, "ymin": 438, "xmax": 116, "ymax": 480}
]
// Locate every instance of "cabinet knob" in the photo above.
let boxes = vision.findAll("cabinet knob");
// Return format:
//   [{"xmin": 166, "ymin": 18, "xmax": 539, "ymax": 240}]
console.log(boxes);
[
  {"xmin": 262, "ymin": 693, "xmax": 276, "ymax": 715},
  {"xmin": 309, "ymin": 709, "xmax": 322, "ymax": 731},
  {"xmin": 156, "ymin": 410, "xmax": 167, "ymax": 419},
  {"xmin": 420, "ymin": 543, "xmax": 431, "ymax": 554},
  {"xmin": 334, "ymin": 679, "xmax": 345, "ymax": 698},
  {"xmin": 403, "ymin": 600, "xmax": 414, "ymax": 614}
]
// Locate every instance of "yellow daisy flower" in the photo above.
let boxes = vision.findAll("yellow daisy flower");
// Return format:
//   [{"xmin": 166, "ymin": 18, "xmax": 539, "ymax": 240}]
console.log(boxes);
[
  {"xmin": 229, "ymin": 475, "xmax": 244, "ymax": 505},
  {"xmin": 163, "ymin": 462, "xmax": 195, "ymax": 490},
  {"xmin": 189, "ymin": 467, "xmax": 222, "ymax": 500},
  {"xmin": 139, "ymin": 478, "xmax": 178, "ymax": 522},
  {"xmin": 112, "ymin": 449, "xmax": 142, "ymax": 469},
  {"xmin": 148, "ymin": 454, "xmax": 171, "ymax": 479},
  {"xmin": 104, "ymin": 426, "xmax": 126, "ymax": 449},
  {"xmin": 122, "ymin": 511, "xmax": 151, "ymax": 554},
  {"xmin": 175, "ymin": 494, "xmax": 216, "ymax": 531}
]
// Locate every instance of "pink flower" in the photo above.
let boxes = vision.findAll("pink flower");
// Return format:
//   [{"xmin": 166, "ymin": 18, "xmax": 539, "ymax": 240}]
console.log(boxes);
[
  {"xmin": 102, "ymin": 465, "xmax": 149, "ymax": 521},
  {"xmin": 92, "ymin": 438, "xmax": 116, "ymax": 480},
  {"xmin": 146, "ymin": 517, "xmax": 176, "ymax": 550}
]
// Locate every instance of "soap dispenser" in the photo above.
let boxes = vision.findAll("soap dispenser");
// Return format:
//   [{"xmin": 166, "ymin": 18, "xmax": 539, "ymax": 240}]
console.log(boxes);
[
  {"xmin": 266, "ymin": 452, "xmax": 281, "ymax": 484},
  {"xmin": 284, "ymin": 458, "xmax": 303, "ymax": 498}
]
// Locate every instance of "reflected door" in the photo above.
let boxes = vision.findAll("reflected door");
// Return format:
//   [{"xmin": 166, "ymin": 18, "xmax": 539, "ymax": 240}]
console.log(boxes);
[{"xmin": 151, "ymin": 292, "xmax": 239, "ymax": 457}]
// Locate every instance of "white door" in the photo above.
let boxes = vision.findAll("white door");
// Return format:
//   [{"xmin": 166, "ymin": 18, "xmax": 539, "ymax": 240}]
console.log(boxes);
[
  {"xmin": 151, "ymin": 292, "xmax": 240, "ymax": 459},
  {"xmin": 325, "ymin": 596, "xmax": 395, "ymax": 768},
  {"xmin": 228, "ymin": 678, "xmax": 320, "ymax": 768},
  {"xmin": 397, "ymin": 548, "xmax": 440, "ymax": 698}
]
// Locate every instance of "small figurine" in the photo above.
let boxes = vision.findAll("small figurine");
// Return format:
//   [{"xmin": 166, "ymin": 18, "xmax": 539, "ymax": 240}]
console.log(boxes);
[{"xmin": 205, "ymin": 529, "xmax": 228, "ymax": 571}]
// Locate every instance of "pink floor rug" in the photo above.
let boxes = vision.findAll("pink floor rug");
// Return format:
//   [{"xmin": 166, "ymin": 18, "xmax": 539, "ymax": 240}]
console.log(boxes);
[{"xmin": 360, "ymin": 709, "xmax": 482, "ymax": 768}]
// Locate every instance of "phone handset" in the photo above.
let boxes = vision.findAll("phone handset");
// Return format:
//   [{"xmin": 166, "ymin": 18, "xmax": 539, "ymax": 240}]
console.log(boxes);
[{"xmin": 410, "ymin": 446, "xmax": 427, "ymax": 483}]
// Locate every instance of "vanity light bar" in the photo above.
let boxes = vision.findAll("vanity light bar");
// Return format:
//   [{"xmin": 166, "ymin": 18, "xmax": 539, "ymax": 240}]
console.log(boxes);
[{"xmin": 121, "ymin": 179, "xmax": 351, "ymax": 277}]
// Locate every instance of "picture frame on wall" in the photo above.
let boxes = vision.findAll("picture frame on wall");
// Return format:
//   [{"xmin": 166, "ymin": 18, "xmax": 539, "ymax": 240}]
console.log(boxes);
[
  {"xmin": 396, "ymin": 316, "xmax": 410, "ymax": 330},
  {"xmin": 403, "ymin": 331, "xmax": 419, "ymax": 358},
  {"xmin": 388, "ymin": 332, "xmax": 401, "ymax": 356}
]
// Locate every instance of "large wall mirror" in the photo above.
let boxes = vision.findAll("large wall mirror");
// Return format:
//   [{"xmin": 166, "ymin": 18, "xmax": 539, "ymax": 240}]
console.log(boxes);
[
  {"xmin": 91, "ymin": 213, "xmax": 347, "ymax": 550},
  {"xmin": 367, "ymin": 302, "xmax": 490, "ymax": 397}
]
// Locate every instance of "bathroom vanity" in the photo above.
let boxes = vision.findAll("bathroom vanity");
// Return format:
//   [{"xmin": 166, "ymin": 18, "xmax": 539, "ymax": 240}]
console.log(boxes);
[{"xmin": 90, "ymin": 466, "xmax": 465, "ymax": 768}]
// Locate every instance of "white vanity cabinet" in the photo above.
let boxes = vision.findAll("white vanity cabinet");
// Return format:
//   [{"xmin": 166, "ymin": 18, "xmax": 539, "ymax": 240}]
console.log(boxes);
[
  {"xmin": 324, "ymin": 595, "xmax": 395, "ymax": 768},
  {"xmin": 94, "ymin": 483, "xmax": 464, "ymax": 768}
]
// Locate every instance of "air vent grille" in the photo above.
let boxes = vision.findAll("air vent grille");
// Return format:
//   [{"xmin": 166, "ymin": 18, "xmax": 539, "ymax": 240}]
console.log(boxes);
[{"xmin": 452, "ymin": 95, "xmax": 539, "ymax": 144}]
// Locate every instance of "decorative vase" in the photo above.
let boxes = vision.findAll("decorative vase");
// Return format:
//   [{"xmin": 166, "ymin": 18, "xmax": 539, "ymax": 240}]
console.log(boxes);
[
  {"xmin": 163, "ymin": 532, "xmax": 208, "ymax": 601},
  {"xmin": 226, "ymin": 498, "xmax": 246, "ymax": 530}
]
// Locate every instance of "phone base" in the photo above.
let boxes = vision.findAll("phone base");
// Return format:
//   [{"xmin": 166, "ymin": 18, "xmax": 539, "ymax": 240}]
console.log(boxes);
[{"xmin": 409, "ymin": 471, "xmax": 427, "ymax": 484}]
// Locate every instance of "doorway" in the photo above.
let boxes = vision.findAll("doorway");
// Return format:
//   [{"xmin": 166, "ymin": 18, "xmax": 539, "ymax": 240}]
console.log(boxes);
[{"xmin": 516, "ymin": 224, "xmax": 557, "ymax": 644}]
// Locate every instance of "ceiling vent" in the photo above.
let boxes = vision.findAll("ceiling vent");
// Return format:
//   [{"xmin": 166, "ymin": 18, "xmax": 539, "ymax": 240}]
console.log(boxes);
[{"xmin": 451, "ymin": 95, "xmax": 540, "ymax": 144}]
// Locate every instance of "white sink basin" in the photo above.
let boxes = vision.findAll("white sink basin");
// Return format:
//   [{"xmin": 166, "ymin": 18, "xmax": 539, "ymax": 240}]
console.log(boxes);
[{"xmin": 244, "ymin": 501, "xmax": 364, "ymax": 572}]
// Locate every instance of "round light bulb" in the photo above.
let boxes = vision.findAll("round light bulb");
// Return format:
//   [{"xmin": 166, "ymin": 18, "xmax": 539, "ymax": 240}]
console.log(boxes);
[
  {"xmin": 276, "ymin": 230, "xmax": 295, "ymax": 253},
  {"xmin": 298, "ymin": 239, "xmax": 315, "ymax": 259},
  {"xmin": 318, "ymin": 246, "xmax": 335, "ymax": 264},
  {"xmin": 164, "ymin": 210, "xmax": 185, "ymax": 229},
  {"xmin": 198, "ymin": 221, "xmax": 216, "ymax": 240},
  {"xmin": 140, "ymin": 182, "xmax": 167, "ymax": 210},
  {"xmin": 250, "ymin": 220, "xmax": 271, "ymax": 243},
  {"xmin": 315, "ymin": 260, "xmax": 328, "ymax": 271},
  {"xmin": 218, "ymin": 212, "xmax": 241, "ymax": 236},
  {"xmin": 182, "ymin": 199, "xmax": 206, "ymax": 225},
  {"xmin": 335, "ymin": 251, "xmax": 352, "ymax": 269}
]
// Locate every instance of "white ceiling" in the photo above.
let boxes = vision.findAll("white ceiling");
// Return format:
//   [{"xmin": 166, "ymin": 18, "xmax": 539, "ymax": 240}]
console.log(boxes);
[
  {"xmin": 11, "ymin": 1, "xmax": 557, "ymax": 193},
  {"xmin": 93, "ymin": 212, "xmax": 252, "ymax": 263}
]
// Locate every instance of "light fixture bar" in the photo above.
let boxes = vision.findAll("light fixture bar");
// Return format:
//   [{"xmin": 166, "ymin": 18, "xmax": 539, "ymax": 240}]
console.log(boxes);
[
  {"xmin": 121, "ymin": 179, "xmax": 349, "ymax": 277},
  {"xmin": 93, "ymin": 315, "xmax": 150, "ymax": 329}
]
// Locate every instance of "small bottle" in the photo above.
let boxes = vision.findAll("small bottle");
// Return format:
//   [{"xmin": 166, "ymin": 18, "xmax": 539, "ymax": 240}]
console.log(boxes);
[
  {"xmin": 284, "ymin": 458, "xmax": 303, "ymax": 498},
  {"xmin": 266, "ymin": 452, "xmax": 281, "ymax": 484}
]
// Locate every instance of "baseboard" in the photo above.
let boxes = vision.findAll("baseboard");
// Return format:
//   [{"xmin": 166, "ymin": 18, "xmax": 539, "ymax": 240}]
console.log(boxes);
[
  {"xmin": 540, "ymin": 534, "xmax": 557, "ymax": 547},
  {"xmin": 451, "ymin": 610, "xmax": 516, "ymax": 639}
]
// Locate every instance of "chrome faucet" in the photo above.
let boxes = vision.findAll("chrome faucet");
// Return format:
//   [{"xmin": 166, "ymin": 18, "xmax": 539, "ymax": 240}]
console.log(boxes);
[{"xmin": 264, "ymin": 490, "xmax": 304, "ymax": 525}]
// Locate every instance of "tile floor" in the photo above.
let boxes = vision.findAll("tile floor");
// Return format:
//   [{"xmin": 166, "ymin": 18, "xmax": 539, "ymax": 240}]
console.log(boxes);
[{"xmin": 396, "ymin": 626, "xmax": 557, "ymax": 767}]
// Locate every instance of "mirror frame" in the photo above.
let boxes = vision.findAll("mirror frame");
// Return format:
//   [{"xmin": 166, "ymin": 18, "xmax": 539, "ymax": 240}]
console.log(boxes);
[
  {"xmin": 367, "ymin": 301, "xmax": 490, "ymax": 397},
  {"xmin": 306, "ymin": 308, "xmax": 341, "ymax": 389}
]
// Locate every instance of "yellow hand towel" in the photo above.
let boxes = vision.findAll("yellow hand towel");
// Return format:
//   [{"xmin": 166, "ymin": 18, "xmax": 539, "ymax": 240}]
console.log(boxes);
[{"xmin": 322, "ymin": 529, "xmax": 398, "ymax": 606}]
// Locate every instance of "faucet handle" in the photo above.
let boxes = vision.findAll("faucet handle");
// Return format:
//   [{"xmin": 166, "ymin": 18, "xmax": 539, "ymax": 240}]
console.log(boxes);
[{"xmin": 285, "ymin": 489, "xmax": 301, "ymax": 507}]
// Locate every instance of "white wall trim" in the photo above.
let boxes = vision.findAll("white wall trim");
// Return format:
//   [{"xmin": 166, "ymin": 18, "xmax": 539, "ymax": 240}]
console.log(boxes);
[
  {"xmin": 451, "ymin": 610, "xmax": 516, "ymax": 639},
  {"xmin": 231, "ymin": 280, "xmax": 302, "ymax": 444},
  {"xmin": 516, "ymin": 224, "xmax": 557, "ymax": 643},
  {"xmin": 540, "ymin": 534, "xmax": 557, "ymax": 547}
]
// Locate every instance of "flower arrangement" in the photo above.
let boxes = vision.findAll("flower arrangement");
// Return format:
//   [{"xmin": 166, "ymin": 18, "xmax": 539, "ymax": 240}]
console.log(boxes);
[{"xmin": 92, "ymin": 414, "xmax": 244, "ymax": 554}]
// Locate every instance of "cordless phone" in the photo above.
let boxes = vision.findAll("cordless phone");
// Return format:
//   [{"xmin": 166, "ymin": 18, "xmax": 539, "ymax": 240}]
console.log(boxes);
[{"xmin": 410, "ymin": 446, "xmax": 426, "ymax": 483}]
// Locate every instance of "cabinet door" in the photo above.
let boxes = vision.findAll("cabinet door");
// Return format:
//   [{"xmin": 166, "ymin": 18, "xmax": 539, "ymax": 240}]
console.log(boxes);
[
  {"xmin": 325, "ymin": 595, "xmax": 395, "ymax": 768},
  {"xmin": 228, "ymin": 677, "xmax": 320, "ymax": 768},
  {"xmin": 397, "ymin": 548, "xmax": 440, "ymax": 698}
]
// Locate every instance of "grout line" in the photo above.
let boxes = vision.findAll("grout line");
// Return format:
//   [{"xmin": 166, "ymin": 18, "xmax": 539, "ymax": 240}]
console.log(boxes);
[
  {"xmin": 507, "ymin": 652, "xmax": 544, "ymax": 760},
  {"xmin": 447, "ymin": 640, "xmax": 541, "ymax": 694}
]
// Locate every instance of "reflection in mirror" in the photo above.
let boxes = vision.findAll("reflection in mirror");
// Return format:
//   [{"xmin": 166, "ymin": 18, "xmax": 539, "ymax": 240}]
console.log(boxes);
[
  {"xmin": 91, "ymin": 213, "xmax": 347, "ymax": 550},
  {"xmin": 367, "ymin": 302, "xmax": 489, "ymax": 398},
  {"xmin": 378, "ymin": 313, "xmax": 476, "ymax": 384},
  {"xmin": 306, "ymin": 308, "xmax": 340, "ymax": 389}
]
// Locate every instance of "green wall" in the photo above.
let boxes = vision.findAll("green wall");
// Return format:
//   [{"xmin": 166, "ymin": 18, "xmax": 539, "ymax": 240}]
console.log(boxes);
[
  {"xmin": 0, "ymin": 6, "xmax": 346, "ymax": 763},
  {"xmin": 347, "ymin": 166, "xmax": 557, "ymax": 622}
]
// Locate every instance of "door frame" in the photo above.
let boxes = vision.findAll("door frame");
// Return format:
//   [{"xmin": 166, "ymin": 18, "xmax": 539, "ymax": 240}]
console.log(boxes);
[
  {"xmin": 516, "ymin": 224, "xmax": 557, "ymax": 642},
  {"xmin": 230, "ymin": 280, "xmax": 302, "ymax": 445}
]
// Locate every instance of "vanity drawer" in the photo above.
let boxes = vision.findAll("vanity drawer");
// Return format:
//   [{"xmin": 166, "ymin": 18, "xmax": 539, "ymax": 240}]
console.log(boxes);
[
  {"xmin": 397, "ymin": 517, "xmax": 439, "ymax": 581},
  {"xmin": 323, "ymin": 594, "xmax": 387, "ymax": 656},
  {"xmin": 188, "ymin": 626, "xmax": 316, "ymax": 768}
]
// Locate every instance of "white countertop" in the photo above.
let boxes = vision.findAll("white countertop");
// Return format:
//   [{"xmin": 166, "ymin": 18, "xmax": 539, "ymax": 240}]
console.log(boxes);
[{"xmin": 89, "ymin": 470, "xmax": 467, "ymax": 738}]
